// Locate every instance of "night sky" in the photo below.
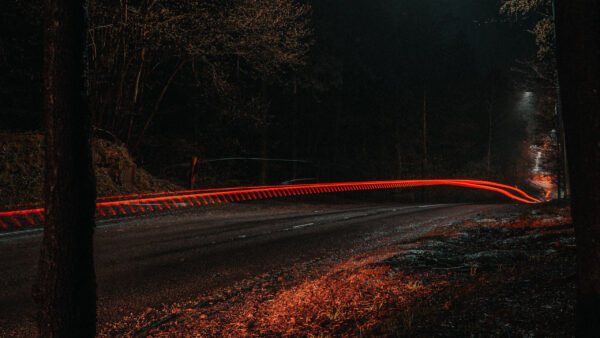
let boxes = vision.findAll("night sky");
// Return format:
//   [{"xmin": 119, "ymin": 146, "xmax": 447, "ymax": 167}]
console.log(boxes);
[{"xmin": 436, "ymin": 0, "xmax": 536, "ymax": 72}]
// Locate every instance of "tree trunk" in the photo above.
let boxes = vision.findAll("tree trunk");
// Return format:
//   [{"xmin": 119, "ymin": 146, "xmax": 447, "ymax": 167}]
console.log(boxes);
[
  {"xmin": 487, "ymin": 83, "xmax": 494, "ymax": 175},
  {"xmin": 422, "ymin": 85, "xmax": 428, "ymax": 172},
  {"xmin": 395, "ymin": 134, "xmax": 403, "ymax": 201},
  {"xmin": 395, "ymin": 136, "xmax": 403, "ymax": 179},
  {"xmin": 332, "ymin": 92, "xmax": 343, "ymax": 179},
  {"xmin": 291, "ymin": 74, "xmax": 298, "ymax": 180},
  {"xmin": 555, "ymin": 101, "xmax": 569, "ymax": 200},
  {"xmin": 259, "ymin": 81, "xmax": 269, "ymax": 185},
  {"xmin": 555, "ymin": 1, "xmax": 600, "ymax": 336},
  {"xmin": 554, "ymin": 104, "xmax": 563, "ymax": 200},
  {"xmin": 133, "ymin": 60, "xmax": 186, "ymax": 151},
  {"xmin": 260, "ymin": 123, "xmax": 269, "ymax": 185},
  {"xmin": 35, "ymin": 0, "xmax": 97, "ymax": 336},
  {"xmin": 421, "ymin": 84, "xmax": 428, "ymax": 201},
  {"xmin": 487, "ymin": 106, "xmax": 492, "ymax": 174}
]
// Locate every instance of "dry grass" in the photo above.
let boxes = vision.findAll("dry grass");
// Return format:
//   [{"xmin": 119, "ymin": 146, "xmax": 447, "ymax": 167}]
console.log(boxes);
[
  {"xmin": 97, "ymin": 206, "xmax": 574, "ymax": 337},
  {"xmin": 146, "ymin": 266, "xmax": 447, "ymax": 337}
]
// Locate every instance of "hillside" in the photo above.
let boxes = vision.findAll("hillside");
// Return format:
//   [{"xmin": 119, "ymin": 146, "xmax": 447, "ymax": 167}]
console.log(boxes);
[{"xmin": 0, "ymin": 133, "xmax": 180, "ymax": 206}]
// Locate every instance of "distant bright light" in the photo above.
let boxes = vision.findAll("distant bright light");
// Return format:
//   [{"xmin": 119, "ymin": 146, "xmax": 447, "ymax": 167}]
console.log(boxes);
[
  {"xmin": 517, "ymin": 91, "xmax": 535, "ymax": 116},
  {"xmin": 534, "ymin": 151, "xmax": 542, "ymax": 173}
]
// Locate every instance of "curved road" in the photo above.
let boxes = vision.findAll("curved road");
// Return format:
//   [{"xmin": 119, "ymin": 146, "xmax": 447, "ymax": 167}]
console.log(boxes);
[{"xmin": 0, "ymin": 202, "xmax": 508, "ymax": 333}]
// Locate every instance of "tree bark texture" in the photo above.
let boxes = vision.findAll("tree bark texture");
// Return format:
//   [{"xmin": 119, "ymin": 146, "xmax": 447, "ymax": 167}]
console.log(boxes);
[
  {"xmin": 260, "ymin": 81, "xmax": 269, "ymax": 185},
  {"xmin": 555, "ymin": 1, "xmax": 600, "ymax": 336},
  {"xmin": 36, "ymin": 0, "xmax": 97, "ymax": 336},
  {"xmin": 422, "ymin": 85, "xmax": 428, "ymax": 171}
]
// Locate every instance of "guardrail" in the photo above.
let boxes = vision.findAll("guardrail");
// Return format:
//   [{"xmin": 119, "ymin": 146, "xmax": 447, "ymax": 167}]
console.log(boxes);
[{"xmin": 0, "ymin": 179, "xmax": 541, "ymax": 231}]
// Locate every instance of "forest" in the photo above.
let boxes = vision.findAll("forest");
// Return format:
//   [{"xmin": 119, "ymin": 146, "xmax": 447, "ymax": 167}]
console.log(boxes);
[
  {"xmin": 1, "ymin": 0, "xmax": 600, "ymax": 337},
  {"xmin": 1, "ymin": 0, "xmax": 542, "ymax": 191}
]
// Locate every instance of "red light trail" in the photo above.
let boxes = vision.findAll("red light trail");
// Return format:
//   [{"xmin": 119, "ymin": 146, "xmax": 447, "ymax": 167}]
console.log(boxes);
[{"xmin": 0, "ymin": 179, "xmax": 540, "ymax": 231}]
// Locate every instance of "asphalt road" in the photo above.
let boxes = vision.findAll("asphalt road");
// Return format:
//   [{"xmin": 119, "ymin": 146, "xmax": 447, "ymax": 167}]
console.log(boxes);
[{"xmin": 0, "ymin": 202, "xmax": 508, "ymax": 332}]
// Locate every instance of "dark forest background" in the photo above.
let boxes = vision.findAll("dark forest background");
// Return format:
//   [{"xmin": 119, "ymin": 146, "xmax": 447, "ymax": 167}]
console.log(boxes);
[{"xmin": 0, "ymin": 0, "xmax": 539, "ymax": 191}]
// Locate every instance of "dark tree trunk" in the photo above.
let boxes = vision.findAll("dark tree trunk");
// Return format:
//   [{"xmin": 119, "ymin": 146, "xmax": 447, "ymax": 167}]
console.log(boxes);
[
  {"xmin": 555, "ymin": 1, "xmax": 600, "ymax": 336},
  {"xmin": 260, "ymin": 81, "xmax": 269, "ymax": 185},
  {"xmin": 487, "ymin": 105, "xmax": 493, "ymax": 174},
  {"xmin": 260, "ymin": 124, "xmax": 269, "ymax": 185},
  {"xmin": 291, "ymin": 75, "xmax": 298, "ymax": 180},
  {"xmin": 35, "ymin": 0, "xmax": 97, "ymax": 336},
  {"xmin": 421, "ymin": 85, "xmax": 428, "ymax": 201},
  {"xmin": 133, "ymin": 60, "xmax": 186, "ymax": 151},
  {"xmin": 554, "ymin": 104, "xmax": 563, "ymax": 200},
  {"xmin": 487, "ymin": 82, "xmax": 494, "ymax": 175},
  {"xmin": 422, "ymin": 85, "xmax": 428, "ymax": 172}
]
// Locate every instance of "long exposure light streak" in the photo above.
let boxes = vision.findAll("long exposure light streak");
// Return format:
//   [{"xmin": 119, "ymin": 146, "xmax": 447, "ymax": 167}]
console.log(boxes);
[{"xmin": 0, "ymin": 179, "xmax": 540, "ymax": 230}]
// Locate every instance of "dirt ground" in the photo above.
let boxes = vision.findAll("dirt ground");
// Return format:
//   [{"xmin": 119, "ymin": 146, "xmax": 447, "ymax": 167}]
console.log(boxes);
[
  {"xmin": 368, "ymin": 205, "xmax": 574, "ymax": 337},
  {"xmin": 95, "ymin": 203, "xmax": 573, "ymax": 337}
]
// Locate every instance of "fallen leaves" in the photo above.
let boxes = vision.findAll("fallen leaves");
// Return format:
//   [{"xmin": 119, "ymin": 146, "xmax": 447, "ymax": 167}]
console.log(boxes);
[
  {"xmin": 148, "ymin": 265, "xmax": 444, "ymax": 337},
  {"xmin": 96, "ymin": 205, "xmax": 573, "ymax": 337}
]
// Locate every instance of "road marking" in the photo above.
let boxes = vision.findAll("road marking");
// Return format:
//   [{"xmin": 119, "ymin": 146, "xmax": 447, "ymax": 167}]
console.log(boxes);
[
  {"xmin": 0, "ymin": 204, "xmax": 455, "ymax": 243},
  {"xmin": 0, "ymin": 217, "xmax": 138, "ymax": 241},
  {"xmin": 293, "ymin": 223, "xmax": 314, "ymax": 229},
  {"xmin": 0, "ymin": 228, "xmax": 43, "ymax": 238}
]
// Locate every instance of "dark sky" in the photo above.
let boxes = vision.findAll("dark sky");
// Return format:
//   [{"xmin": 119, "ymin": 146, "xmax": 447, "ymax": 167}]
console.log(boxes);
[{"xmin": 435, "ymin": 0, "xmax": 536, "ymax": 72}]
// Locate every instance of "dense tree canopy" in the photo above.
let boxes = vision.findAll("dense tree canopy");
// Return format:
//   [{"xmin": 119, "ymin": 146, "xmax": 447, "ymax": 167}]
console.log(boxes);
[{"xmin": 1, "ymin": 0, "xmax": 535, "ymax": 196}]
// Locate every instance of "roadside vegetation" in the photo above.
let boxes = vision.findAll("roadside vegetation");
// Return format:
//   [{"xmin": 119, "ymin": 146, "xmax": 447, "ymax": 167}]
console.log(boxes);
[{"xmin": 0, "ymin": 133, "xmax": 179, "ymax": 206}]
